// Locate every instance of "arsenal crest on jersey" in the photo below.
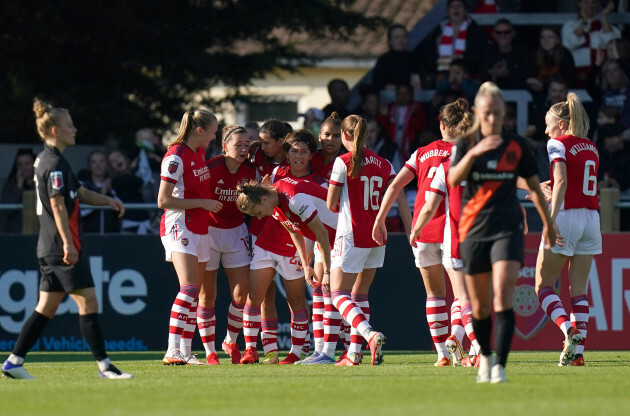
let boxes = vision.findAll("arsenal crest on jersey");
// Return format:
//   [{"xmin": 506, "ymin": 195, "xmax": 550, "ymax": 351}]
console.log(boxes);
[
  {"xmin": 168, "ymin": 160, "xmax": 179, "ymax": 174},
  {"xmin": 50, "ymin": 171, "xmax": 64, "ymax": 190}
]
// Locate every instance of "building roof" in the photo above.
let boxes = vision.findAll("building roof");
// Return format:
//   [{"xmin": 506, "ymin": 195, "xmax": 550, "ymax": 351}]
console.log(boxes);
[{"xmin": 231, "ymin": 0, "xmax": 438, "ymax": 60}]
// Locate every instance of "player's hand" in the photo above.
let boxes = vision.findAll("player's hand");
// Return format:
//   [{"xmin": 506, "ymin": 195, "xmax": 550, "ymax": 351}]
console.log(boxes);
[
  {"xmin": 304, "ymin": 265, "xmax": 318, "ymax": 288},
  {"xmin": 108, "ymin": 197, "xmax": 125, "ymax": 218},
  {"xmin": 321, "ymin": 271, "xmax": 331, "ymax": 294},
  {"xmin": 63, "ymin": 242, "xmax": 79, "ymax": 265},
  {"xmin": 542, "ymin": 222, "xmax": 560, "ymax": 250},
  {"xmin": 409, "ymin": 228, "xmax": 421, "ymax": 248},
  {"xmin": 372, "ymin": 220, "xmax": 387, "ymax": 245},
  {"xmin": 202, "ymin": 199, "xmax": 223, "ymax": 213},
  {"xmin": 525, "ymin": 180, "xmax": 552, "ymax": 202},
  {"xmin": 471, "ymin": 135, "xmax": 502, "ymax": 157},
  {"xmin": 261, "ymin": 174, "xmax": 272, "ymax": 186}
]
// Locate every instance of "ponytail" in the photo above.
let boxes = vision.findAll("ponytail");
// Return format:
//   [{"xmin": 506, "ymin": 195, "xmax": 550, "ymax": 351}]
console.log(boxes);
[
  {"xmin": 33, "ymin": 98, "xmax": 69, "ymax": 141},
  {"xmin": 548, "ymin": 92, "xmax": 590, "ymax": 138},
  {"xmin": 168, "ymin": 109, "xmax": 217, "ymax": 149},
  {"xmin": 341, "ymin": 115, "xmax": 367, "ymax": 178}
]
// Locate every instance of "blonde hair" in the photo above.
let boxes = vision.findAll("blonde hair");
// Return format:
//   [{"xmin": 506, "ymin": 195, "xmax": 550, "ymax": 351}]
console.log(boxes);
[
  {"xmin": 236, "ymin": 180, "xmax": 275, "ymax": 216},
  {"xmin": 33, "ymin": 98, "xmax": 69, "ymax": 141},
  {"xmin": 341, "ymin": 115, "xmax": 368, "ymax": 178},
  {"xmin": 168, "ymin": 109, "xmax": 217, "ymax": 149},
  {"xmin": 548, "ymin": 92, "xmax": 590, "ymax": 138},
  {"xmin": 461, "ymin": 82, "xmax": 505, "ymax": 145}
]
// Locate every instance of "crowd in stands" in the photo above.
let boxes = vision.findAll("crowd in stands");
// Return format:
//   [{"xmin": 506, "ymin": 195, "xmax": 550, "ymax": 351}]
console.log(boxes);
[{"xmin": 1, "ymin": 0, "xmax": 629, "ymax": 233}]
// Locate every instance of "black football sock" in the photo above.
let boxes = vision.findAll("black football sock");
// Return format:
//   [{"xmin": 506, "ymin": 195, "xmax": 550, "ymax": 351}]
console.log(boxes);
[
  {"xmin": 472, "ymin": 315, "xmax": 492, "ymax": 356},
  {"xmin": 494, "ymin": 309, "xmax": 515, "ymax": 367},
  {"xmin": 11, "ymin": 311, "xmax": 51, "ymax": 360},
  {"xmin": 79, "ymin": 313, "xmax": 108, "ymax": 361}
]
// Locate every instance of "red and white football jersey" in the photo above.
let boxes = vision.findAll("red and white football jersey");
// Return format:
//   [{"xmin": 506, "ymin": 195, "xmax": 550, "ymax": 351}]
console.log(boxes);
[
  {"xmin": 248, "ymin": 149, "xmax": 289, "ymax": 237},
  {"xmin": 429, "ymin": 161, "xmax": 464, "ymax": 260},
  {"xmin": 404, "ymin": 140, "xmax": 454, "ymax": 243},
  {"xmin": 160, "ymin": 144, "xmax": 211, "ymax": 236},
  {"xmin": 330, "ymin": 149, "xmax": 396, "ymax": 248},
  {"xmin": 206, "ymin": 155, "xmax": 258, "ymax": 229},
  {"xmin": 271, "ymin": 177, "xmax": 337, "ymax": 246},
  {"xmin": 547, "ymin": 135, "xmax": 599, "ymax": 210},
  {"xmin": 255, "ymin": 167, "xmax": 331, "ymax": 256},
  {"xmin": 310, "ymin": 149, "xmax": 336, "ymax": 182}
]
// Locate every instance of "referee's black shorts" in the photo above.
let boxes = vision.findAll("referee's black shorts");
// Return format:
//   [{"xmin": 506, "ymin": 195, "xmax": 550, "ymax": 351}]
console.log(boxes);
[
  {"xmin": 459, "ymin": 232, "xmax": 524, "ymax": 275},
  {"xmin": 39, "ymin": 254, "xmax": 95, "ymax": 292}
]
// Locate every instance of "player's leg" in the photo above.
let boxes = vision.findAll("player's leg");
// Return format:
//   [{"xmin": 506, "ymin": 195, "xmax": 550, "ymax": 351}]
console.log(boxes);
[
  {"xmin": 260, "ymin": 280, "xmax": 279, "ymax": 364},
  {"xmin": 446, "ymin": 267, "xmax": 479, "ymax": 364},
  {"xmin": 279, "ymin": 277, "xmax": 308, "ymax": 364},
  {"xmin": 198, "ymin": 266, "xmax": 218, "ymax": 365},
  {"xmin": 340, "ymin": 269, "xmax": 376, "ymax": 366},
  {"xmin": 535, "ymin": 249, "xmax": 573, "ymax": 336},
  {"xmin": 223, "ymin": 265, "xmax": 249, "ymax": 364},
  {"xmin": 568, "ymin": 254, "xmax": 594, "ymax": 366},
  {"xmin": 241, "ymin": 266, "xmax": 275, "ymax": 364}
]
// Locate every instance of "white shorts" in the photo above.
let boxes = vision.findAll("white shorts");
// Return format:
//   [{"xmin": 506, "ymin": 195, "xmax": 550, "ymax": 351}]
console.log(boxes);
[
  {"xmin": 250, "ymin": 245, "xmax": 304, "ymax": 280},
  {"xmin": 412, "ymin": 242, "xmax": 442, "ymax": 268},
  {"xmin": 540, "ymin": 209, "xmax": 602, "ymax": 256},
  {"xmin": 161, "ymin": 228, "xmax": 210, "ymax": 263},
  {"xmin": 331, "ymin": 234, "xmax": 386, "ymax": 274},
  {"xmin": 442, "ymin": 255, "xmax": 464, "ymax": 270},
  {"xmin": 205, "ymin": 224, "xmax": 251, "ymax": 270}
]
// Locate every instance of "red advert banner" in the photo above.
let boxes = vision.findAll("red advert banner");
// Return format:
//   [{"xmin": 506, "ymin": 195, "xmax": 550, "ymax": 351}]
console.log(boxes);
[{"xmin": 511, "ymin": 233, "xmax": 630, "ymax": 350}]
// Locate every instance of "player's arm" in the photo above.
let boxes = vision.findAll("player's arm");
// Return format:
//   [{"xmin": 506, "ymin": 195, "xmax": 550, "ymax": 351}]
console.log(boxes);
[
  {"xmin": 448, "ymin": 136, "xmax": 502, "ymax": 187},
  {"xmin": 282, "ymin": 223, "xmax": 318, "ymax": 289},
  {"xmin": 548, "ymin": 162, "xmax": 567, "ymax": 221},
  {"xmin": 525, "ymin": 174, "xmax": 558, "ymax": 249},
  {"xmin": 77, "ymin": 185, "xmax": 125, "ymax": 218},
  {"xmin": 50, "ymin": 194, "xmax": 78, "ymax": 265},
  {"xmin": 393, "ymin": 178, "xmax": 413, "ymax": 238},
  {"xmin": 157, "ymin": 179, "xmax": 222, "ymax": 213},
  {"xmin": 326, "ymin": 183, "xmax": 342, "ymax": 213},
  {"xmin": 409, "ymin": 191, "xmax": 444, "ymax": 247},
  {"xmin": 373, "ymin": 168, "xmax": 414, "ymax": 244}
]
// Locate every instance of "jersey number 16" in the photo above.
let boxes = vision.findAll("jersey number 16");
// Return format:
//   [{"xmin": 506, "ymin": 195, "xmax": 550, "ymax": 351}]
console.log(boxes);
[{"xmin": 360, "ymin": 176, "xmax": 383, "ymax": 210}]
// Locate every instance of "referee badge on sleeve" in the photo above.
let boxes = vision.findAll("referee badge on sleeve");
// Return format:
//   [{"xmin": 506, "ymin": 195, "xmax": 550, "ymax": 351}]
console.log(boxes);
[{"xmin": 51, "ymin": 171, "xmax": 64, "ymax": 190}]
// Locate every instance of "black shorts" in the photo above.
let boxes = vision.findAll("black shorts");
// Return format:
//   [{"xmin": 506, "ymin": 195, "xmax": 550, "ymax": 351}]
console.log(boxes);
[
  {"xmin": 39, "ymin": 254, "xmax": 95, "ymax": 293},
  {"xmin": 459, "ymin": 233, "xmax": 524, "ymax": 275}
]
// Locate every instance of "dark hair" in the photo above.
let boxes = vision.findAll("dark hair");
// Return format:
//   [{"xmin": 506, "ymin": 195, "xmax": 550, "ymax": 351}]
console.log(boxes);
[
  {"xmin": 7, "ymin": 148, "xmax": 36, "ymax": 182},
  {"xmin": 341, "ymin": 115, "xmax": 368, "ymax": 178},
  {"xmin": 258, "ymin": 119, "xmax": 293, "ymax": 165},
  {"xmin": 494, "ymin": 18, "xmax": 512, "ymax": 27},
  {"xmin": 599, "ymin": 105, "xmax": 621, "ymax": 123},
  {"xmin": 284, "ymin": 129, "xmax": 318, "ymax": 154},
  {"xmin": 548, "ymin": 75, "xmax": 569, "ymax": 88},
  {"xmin": 169, "ymin": 109, "xmax": 217, "ymax": 149},
  {"xmin": 450, "ymin": 58, "xmax": 469, "ymax": 72},
  {"xmin": 322, "ymin": 111, "xmax": 342, "ymax": 128},
  {"xmin": 221, "ymin": 124, "xmax": 247, "ymax": 144},
  {"xmin": 387, "ymin": 24, "xmax": 407, "ymax": 43},
  {"xmin": 439, "ymin": 98, "xmax": 473, "ymax": 138},
  {"xmin": 447, "ymin": 0, "xmax": 467, "ymax": 9},
  {"xmin": 327, "ymin": 79, "xmax": 349, "ymax": 95}
]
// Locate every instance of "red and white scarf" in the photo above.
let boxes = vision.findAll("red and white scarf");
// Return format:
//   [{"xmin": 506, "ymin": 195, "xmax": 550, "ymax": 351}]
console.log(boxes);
[{"xmin": 439, "ymin": 20, "xmax": 468, "ymax": 58}]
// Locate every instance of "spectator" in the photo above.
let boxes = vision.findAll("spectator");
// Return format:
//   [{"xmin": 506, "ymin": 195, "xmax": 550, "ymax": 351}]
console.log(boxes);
[
  {"xmin": 245, "ymin": 121, "xmax": 260, "ymax": 143},
  {"xmin": 526, "ymin": 26, "xmax": 577, "ymax": 97},
  {"xmin": 321, "ymin": 79, "xmax": 351, "ymax": 119},
  {"xmin": 562, "ymin": 0, "xmax": 621, "ymax": 87},
  {"xmin": 377, "ymin": 83, "xmax": 427, "ymax": 171},
  {"xmin": 365, "ymin": 116, "xmax": 397, "ymax": 163},
  {"xmin": 435, "ymin": 58, "xmax": 480, "ymax": 105},
  {"xmin": 592, "ymin": 104, "xmax": 620, "ymax": 144},
  {"xmin": 480, "ymin": 18, "xmax": 530, "ymax": 89},
  {"xmin": 372, "ymin": 24, "xmax": 422, "ymax": 92},
  {"xmin": 606, "ymin": 37, "xmax": 630, "ymax": 71},
  {"xmin": 598, "ymin": 123, "xmax": 630, "ymax": 190},
  {"xmin": 599, "ymin": 59, "xmax": 630, "ymax": 129},
  {"xmin": 0, "ymin": 148, "xmax": 36, "ymax": 233},
  {"xmin": 597, "ymin": 123, "xmax": 630, "ymax": 230},
  {"xmin": 77, "ymin": 150, "xmax": 120, "ymax": 233},
  {"xmin": 414, "ymin": 0, "xmax": 488, "ymax": 86},
  {"xmin": 301, "ymin": 107, "xmax": 325, "ymax": 137},
  {"xmin": 525, "ymin": 75, "xmax": 571, "ymax": 145},
  {"xmin": 107, "ymin": 149, "xmax": 153, "ymax": 234},
  {"xmin": 133, "ymin": 127, "xmax": 163, "ymax": 208},
  {"xmin": 355, "ymin": 85, "xmax": 381, "ymax": 120}
]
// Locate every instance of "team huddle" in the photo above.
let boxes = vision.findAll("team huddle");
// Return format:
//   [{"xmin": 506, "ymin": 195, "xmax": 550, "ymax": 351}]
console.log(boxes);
[{"xmin": 157, "ymin": 82, "xmax": 601, "ymax": 384}]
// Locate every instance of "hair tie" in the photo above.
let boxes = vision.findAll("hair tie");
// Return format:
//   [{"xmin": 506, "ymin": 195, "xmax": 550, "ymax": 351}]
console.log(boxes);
[
  {"xmin": 223, "ymin": 127, "xmax": 246, "ymax": 143},
  {"xmin": 547, "ymin": 111, "xmax": 569, "ymax": 122}
]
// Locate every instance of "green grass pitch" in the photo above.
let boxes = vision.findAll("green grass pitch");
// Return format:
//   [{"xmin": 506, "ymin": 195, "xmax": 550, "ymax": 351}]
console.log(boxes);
[{"xmin": 1, "ymin": 351, "xmax": 629, "ymax": 416}]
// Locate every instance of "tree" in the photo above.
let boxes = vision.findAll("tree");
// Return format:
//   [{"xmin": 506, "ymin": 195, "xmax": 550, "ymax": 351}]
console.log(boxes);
[{"xmin": 0, "ymin": 0, "xmax": 384, "ymax": 144}]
